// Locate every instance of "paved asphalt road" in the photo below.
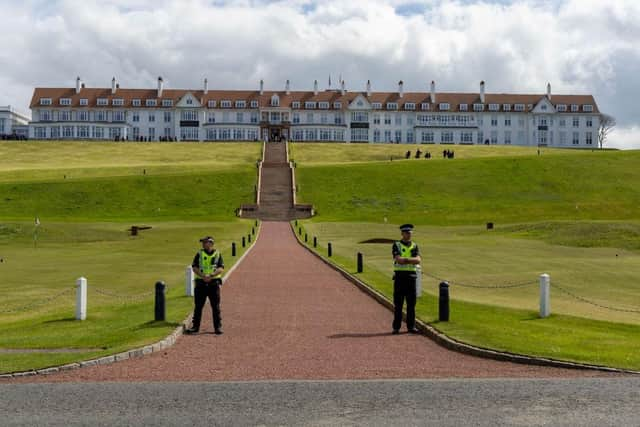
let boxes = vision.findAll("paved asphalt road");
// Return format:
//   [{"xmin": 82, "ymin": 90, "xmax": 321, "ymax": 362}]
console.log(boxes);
[{"xmin": 2, "ymin": 378, "xmax": 639, "ymax": 426}]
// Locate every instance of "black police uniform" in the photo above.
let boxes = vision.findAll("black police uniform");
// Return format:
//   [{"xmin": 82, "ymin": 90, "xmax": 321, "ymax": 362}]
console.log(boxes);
[
  {"xmin": 392, "ymin": 226, "xmax": 420, "ymax": 333},
  {"xmin": 191, "ymin": 249, "xmax": 225, "ymax": 333}
]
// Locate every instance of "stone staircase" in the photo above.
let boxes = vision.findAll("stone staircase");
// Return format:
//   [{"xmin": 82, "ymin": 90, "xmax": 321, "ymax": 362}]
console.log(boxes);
[{"xmin": 239, "ymin": 142, "xmax": 313, "ymax": 221}]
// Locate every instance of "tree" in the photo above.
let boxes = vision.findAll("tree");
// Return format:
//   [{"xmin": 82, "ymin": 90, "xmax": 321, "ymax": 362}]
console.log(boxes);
[{"xmin": 598, "ymin": 113, "xmax": 616, "ymax": 149}]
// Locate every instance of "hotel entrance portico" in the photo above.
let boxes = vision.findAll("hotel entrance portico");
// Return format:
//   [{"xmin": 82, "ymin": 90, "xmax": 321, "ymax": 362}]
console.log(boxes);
[{"xmin": 261, "ymin": 109, "xmax": 290, "ymax": 142}]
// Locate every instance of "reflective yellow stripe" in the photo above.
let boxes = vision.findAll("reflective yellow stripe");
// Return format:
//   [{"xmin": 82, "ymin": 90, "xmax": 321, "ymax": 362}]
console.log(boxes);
[
  {"xmin": 200, "ymin": 250, "xmax": 222, "ymax": 279},
  {"xmin": 393, "ymin": 241, "xmax": 417, "ymax": 272}
]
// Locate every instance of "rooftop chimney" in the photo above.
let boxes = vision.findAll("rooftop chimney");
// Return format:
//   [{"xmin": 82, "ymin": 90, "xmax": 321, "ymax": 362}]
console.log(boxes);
[
  {"xmin": 285, "ymin": 79, "xmax": 290, "ymax": 95},
  {"xmin": 430, "ymin": 80, "xmax": 436, "ymax": 103},
  {"xmin": 480, "ymin": 80, "xmax": 485, "ymax": 103},
  {"xmin": 398, "ymin": 80, "xmax": 404, "ymax": 98},
  {"xmin": 259, "ymin": 79, "xmax": 264, "ymax": 95},
  {"xmin": 111, "ymin": 77, "xmax": 117, "ymax": 95},
  {"xmin": 313, "ymin": 79, "xmax": 318, "ymax": 96},
  {"xmin": 204, "ymin": 78, "xmax": 208, "ymax": 95},
  {"xmin": 546, "ymin": 82, "xmax": 551, "ymax": 100},
  {"xmin": 366, "ymin": 80, "xmax": 371, "ymax": 97},
  {"xmin": 340, "ymin": 80, "xmax": 345, "ymax": 96},
  {"xmin": 75, "ymin": 76, "xmax": 82, "ymax": 94},
  {"xmin": 157, "ymin": 76, "xmax": 164, "ymax": 98}
]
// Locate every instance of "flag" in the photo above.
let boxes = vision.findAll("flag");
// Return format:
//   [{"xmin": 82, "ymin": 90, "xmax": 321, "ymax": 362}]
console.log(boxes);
[{"xmin": 328, "ymin": 75, "xmax": 332, "ymax": 88}]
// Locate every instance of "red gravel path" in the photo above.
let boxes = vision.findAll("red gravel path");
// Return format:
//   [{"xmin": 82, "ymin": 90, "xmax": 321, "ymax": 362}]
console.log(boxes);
[{"xmin": 14, "ymin": 222, "xmax": 613, "ymax": 382}]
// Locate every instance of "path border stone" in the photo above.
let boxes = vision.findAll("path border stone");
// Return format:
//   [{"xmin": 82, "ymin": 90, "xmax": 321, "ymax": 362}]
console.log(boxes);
[
  {"xmin": 0, "ymin": 222, "xmax": 262, "ymax": 380},
  {"xmin": 290, "ymin": 223, "xmax": 640, "ymax": 376}
]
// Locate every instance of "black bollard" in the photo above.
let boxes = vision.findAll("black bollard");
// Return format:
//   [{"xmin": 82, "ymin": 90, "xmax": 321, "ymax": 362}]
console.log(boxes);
[
  {"xmin": 155, "ymin": 281, "xmax": 166, "ymax": 321},
  {"xmin": 248, "ymin": 233, "xmax": 252, "ymax": 243},
  {"xmin": 252, "ymin": 227, "xmax": 255, "ymax": 235},
  {"xmin": 295, "ymin": 220, "xmax": 298, "ymax": 226},
  {"xmin": 242, "ymin": 236, "xmax": 246, "ymax": 248},
  {"xmin": 304, "ymin": 233, "xmax": 308, "ymax": 242},
  {"xmin": 313, "ymin": 236, "xmax": 317, "ymax": 248},
  {"xmin": 232, "ymin": 242, "xmax": 236, "ymax": 257},
  {"xmin": 255, "ymin": 220, "xmax": 258, "ymax": 226},
  {"xmin": 439, "ymin": 281, "xmax": 450, "ymax": 322},
  {"xmin": 298, "ymin": 227, "xmax": 302, "ymax": 235},
  {"xmin": 357, "ymin": 252, "xmax": 363, "ymax": 273},
  {"xmin": 328, "ymin": 242, "xmax": 332, "ymax": 257}
]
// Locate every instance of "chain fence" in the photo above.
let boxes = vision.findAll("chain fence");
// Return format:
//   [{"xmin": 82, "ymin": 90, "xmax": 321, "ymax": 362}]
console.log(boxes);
[
  {"xmin": 421, "ymin": 270, "xmax": 538, "ymax": 289},
  {"xmin": 0, "ymin": 287, "xmax": 75, "ymax": 314},
  {"xmin": 553, "ymin": 282, "xmax": 640, "ymax": 314},
  {"xmin": 90, "ymin": 285, "xmax": 167, "ymax": 302}
]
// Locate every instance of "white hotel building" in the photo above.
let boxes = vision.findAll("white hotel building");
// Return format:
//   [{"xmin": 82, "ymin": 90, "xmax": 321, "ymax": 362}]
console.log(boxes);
[
  {"xmin": 29, "ymin": 77, "xmax": 601, "ymax": 147},
  {"xmin": 0, "ymin": 105, "xmax": 31, "ymax": 138}
]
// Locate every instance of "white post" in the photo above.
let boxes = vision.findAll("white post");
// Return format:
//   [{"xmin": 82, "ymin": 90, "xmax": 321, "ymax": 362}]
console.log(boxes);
[
  {"xmin": 539, "ymin": 273, "xmax": 550, "ymax": 318},
  {"xmin": 185, "ymin": 266, "xmax": 194, "ymax": 297},
  {"xmin": 415, "ymin": 266, "xmax": 422, "ymax": 297},
  {"xmin": 76, "ymin": 277, "xmax": 87, "ymax": 320}
]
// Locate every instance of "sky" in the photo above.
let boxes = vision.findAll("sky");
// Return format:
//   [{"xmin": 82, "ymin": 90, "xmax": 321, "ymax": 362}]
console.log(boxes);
[{"xmin": 0, "ymin": 0, "xmax": 638, "ymax": 148}]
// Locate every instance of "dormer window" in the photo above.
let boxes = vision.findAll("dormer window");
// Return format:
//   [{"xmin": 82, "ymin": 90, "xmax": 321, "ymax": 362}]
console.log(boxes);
[
  {"xmin": 39, "ymin": 98, "xmax": 52, "ymax": 106},
  {"xmin": 113, "ymin": 98, "xmax": 124, "ymax": 106},
  {"xmin": 271, "ymin": 95, "xmax": 280, "ymax": 107},
  {"xmin": 250, "ymin": 100, "xmax": 259, "ymax": 108},
  {"xmin": 132, "ymin": 99, "xmax": 141, "ymax": 107},
  {"xmin": 372, "ymin": 102, "xmax": 382, "ymax": 109},
  {"xmin": 221, "ymin": 100, "xmax": 232, "ymax": 108},
  {"xmin": 236, "ymin": 100, "xmax": 246, "ymax": 108},
  {"xmin": 79, "ymin": 98, "xmax": 88, "ymax": 106},
  {"xmin": 146, "ymin": 99, "xmax": 157, "ymax": 107},
  {"xmin": 503, "ymin": 104, "xmax": 511, "ymax": 111},
  {"xmin": 291, "ymin": 101, "xmax": 301, "ymax": 109},
  {"xmin": 162, "ymin": 99, "xmax": 173, "ymax": 107},
  {"xmin": 473, "ymin": 103, "xmax": 484, "ymax": 111},
  {"xmin": 97, "ymin": 98, "xmax": 108, "ymax": 106},
  {"xmin": 514, "ymin": 104, "xmax": 525, "ymax": 111},
  {"xmin": 386, "ymin": 102, "xmax": 398, "ymax": 110},
  {"xmin": 459, "ymin": 104, "xmax": 468, "ymax": 111},
  {"xmin": 319, "ymin": 102, "xmax": 329, "ymax": 109},
  {"xmin": 421, "ymin": 103, "xmax": 430, "ymax": 111},
  {"xmin": 333, "ymin": 102, "xmax": 342, "ymax": 109},
  {"xmin": 304, "ymin": 101, "xmax": 316, "ymax": 109},
  {"xmin": 583, "ymin": 104, "xmax": 593, "ymax": 112},
  {"xmin": 208, "ymin": 100, "xmax": 217, "ymax": 108},
  {"xmin": 439, "ymin": 103, "xmax": 450, "ymax": 111},
  {"xmin": 404, "ymin": 103, "xmax": 415, "ymax": 110},
  {"xmin": 571, "ymin": 104, "xmax": 579, "ymax": 112},
  {"xmin": 557, "ymin": 104, "xmax": 567, "ymax": 112},
  {"xmin": 488, "ymin": 103, "xmax": 499, "ymax": 111},
  {"xmin": 59, "ymin": 98, "xmax": 71, "ymax": 106}
]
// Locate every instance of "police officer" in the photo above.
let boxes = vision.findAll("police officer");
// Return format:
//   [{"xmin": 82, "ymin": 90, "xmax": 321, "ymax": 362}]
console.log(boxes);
[
  {"xmin": 186, "ymin": 236, "xmax": 225, "ymax": 335},
  {"xmin": 392, "ymin": 224, "xmax": 422, "ymax": 334}
]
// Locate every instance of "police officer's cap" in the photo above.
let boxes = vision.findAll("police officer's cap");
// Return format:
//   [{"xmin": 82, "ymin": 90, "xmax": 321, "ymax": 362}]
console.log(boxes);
[
  {"xmin": 399, "ymin": 224, "xmax": 414, "ymax": 232},
  {"xmin": 199, "ymin": 236, "xmax": 214, "ymax": 243}
]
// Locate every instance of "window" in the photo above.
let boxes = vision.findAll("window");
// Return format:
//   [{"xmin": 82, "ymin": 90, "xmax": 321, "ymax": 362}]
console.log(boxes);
[
  {"xmin": 373, "ymin": 114, "xmax": 380, "ymax": 124},
  {"xmin": 164, "ymin": 111, "xmax": 171, "ymax": 123},
  {"xmin": 586, "ymin": 117, "xmax": 593, "ymax": 127},
  {"xmin": 60, "ymin": 98, "xmax": 71, "ymax": 106},
  {"xmin": 162, "ymin": 99, "xmax": 173, "ymax": 107},
  {"xmin": 559, "ymin": 118, "xmax": 566, "ymax": 127},
  {"xmin": 504, "ymin": 131, "xmax": 512, "ymax": 144},
  {"xmin": 97, "ymin": 98, "xmax": 108, "ymax": 106},
  {"xmin": 292, "ymin": 113, "xmax": 300, "ymax": 124},
  {"xmin": 63, "ymin": 126, "xmax": 73, "ymax": 138},
  {"xmin": 369, "ymin": 102, "xmax": 380, "ymax": 110},
  {"xmin": 164, "ymin": 127, "xmax": 171, "ymax": 138},
  {"xmin": 39, "ymin": 110, "xmax": 51, "ymax": 121},
  {"xmin": 96, "ymin": 111, "xmax": 107, "ymax": 122},
  {"xmin": 208, "ymin": 112, "xmax": 216, "ymax": 123},
  {"xmin": 186, "ymin": 99, "xmax": 193, "ymax": 105},
  {"xmin": 181, "ymin": 110, "xmax": 197, "ymax": 121},
  {"xmin": 462, "ymin": 131, "xmax": 473, "ymax": 143},
  {"xmin": 571, "ymin": 104, "xmax": 579, "ymax": 112},
  {"xmin": 473, "ymin": 103, "xmax": 484, "ymax": 112},
  {"xmin": 350, "ymin": 128, "xmax": 369, "ymax": 142},
  {"xmin": 132, "ymin": 127, "xmax": 140, "ymax": 139},
  {"xmin": 421, "ymin": 131, "xmax": 434, "ymax": 143},
  {"xmin": 319, "ymin": 102, "xmax": 329, "ymax": 109},
  {"xmin": 51, "ymin": 126, "xmax": 60, "ymax": 138},
  {"xmin": 132, "ymin": 112, "xmax": 140, "ymax": 122},
  {"xmin": 407, "ymin": 130, "xmax": 414, "ymax": 143},
  {"xmin": 334, "ymin": 114, "xmax": 343, "ymax": 125},
  {"xmin": 333, "ymin": 102, "xmax": 342, "ymax": 109},
  {"xmin": 459, "ymin": 104, "xmax": 468, "ymax": 111},
  {"xmin": 489, "ymin": 103, "xmax": 499, "ymax": 111},
  {"xmin": 132, "ymin": 99, "xmax": 141, "ymax": 107},
  {"xmin": 572, "ymin": 131, "xmax": 579, "ymax": 145},
  {"xmin": 113, "ymin": 98, "xmax": 124, "ymax": 106},
  {"xmin": 40, "ymin": 98, "xmax": 52, "ymax": 106},
  {"xmin": 441, "ymin": 131, "xmax": 453, "ymax": 143},
  {"xmin": 583, "ymin": 105, "xmax": 593, "ymax": 112},
  {"xmin": 540, "ymin": 104, "xmax": 548, "ymax": 111},
  {"xmin": 250, "ymin": 100, "xmax": 259, "ymax": 108},
  {"xmin": 251, "ymin": 112, "xmax": 259, "ymax": 123},
  {"xmin": 439, "ymin": 103, "xmax": 450, "ymax": 111},
  {"xmin": 60, "ymin": 111, "xmax": 72, "ymax": 121},
  {"xmin": 237, "ymin": 112, "xmax": 244, "ymax": 123},
  {"xmin": 320, "ymin": 113, "xmax": 328, "ymax": 124},
  {"xmin": 586, "ymin": 132, "xmax": 593, "ymax": 145},
  {"xmin": 113, "ymin": 111, "xmax": 125, "ymax": 122},
  {"xmin": 146, "ymin": 99, "xmax": 157, "ymax": 107},
  {"xmin": 393, "ymin": 130, "xmax": 401, "ymax": 143},
  {"xmin": 420, "ymin": 103, "xmax": 430, "ymax": 111},
  {"xmin": 351, "ymin": 111, "xmax": 369, "ymax": 122},
  {"xmin": 504, "ymin": 117, "xmax": 511, "ymax": 126},
  {"xmin": 384, "ymin": 114, "xmax": 391, "ymax": 125},
  {"xmin": 573, "ymin": 117, "xmax": 580, "ymax": 127},
  {"xmin": 384, "ymin": 130, "xmax": 392, "ymax": 142},
  {"xmin": 404, "ymin": 103, "xmax": 415, "ymax": 110},
  {"xmin": 78, "ymin": 126, "xmax": 90, "ymax": 138},
  {"xmin": 80, "ymin": 98, "xmax": 88, "ymax": 106},
  {"xmin": 478, "ymin": 118, "xmax": 483, "ymax": 126},
  {"xmin": 181, "ymin": 127, "xmax": 199, "ymax": 141},
  {"xmin": 221, "ymin": 100, "xmax": 232, "ymax": 108},
  {"xmin": 208, "ymin": 100, "xmax": 217, "ymax": 108},
  {"xmin": 373, "ymin": 129, "xmax": 381, "ymax": 142},
  {"xmin": 514, "ymin": 104, "xmax": 525, "ymax": 112},
  {"xmin": 557, "ymin": 104, "xmax": 567, "ymax": 112},
  {"xmin": 235, "ymin": 100, "xmax": 246, "ymax": 108},
  {"xmin": 271, "ymin": 95, "xmax": 280, "ymax": 107},
  {"xmin": 491, "ymin": 116, "xmax": 498, "ymax": 126},
  {"xmin": 78, "ymin": 111, "xmax": 89, "ymax": 121},
  {"xmin": 305, "ymin": 101, "xmax": 316, "ymax": 109},
  {"xmin": 490, "ymin": 130, "xmax": 498, "ymax": 144},
  {"xmin": 148, "ymin": 113, "xmax": 155, "ymax": 122},
  {"xmin": 319, "ymin": 129, "xmax": 331, "ymax": 141},
  {"xmin": 291, "ymin": 101, "xmax": 301, "ymax": 109},
  {"xmin": 109, "ymin": 127, "xmax": 121, "ymax": 139},
  {"xmin": 148, "ymin": 128, "xmax": 156, "ymax": 140},
  {"xmin": 503, "ymin": 104, "xmax": 511, "ymax": 111},
  {"xmin": 93, "ymin": 127, "xmax": 105, "ymax": 139}
]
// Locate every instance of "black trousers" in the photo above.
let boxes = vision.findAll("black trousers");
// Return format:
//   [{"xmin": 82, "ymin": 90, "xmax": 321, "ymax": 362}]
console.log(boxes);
[
  {"xmin": 393, "ymin": 273, "xmax": 417, "ymax": 331},
  {"xmin": 192, "ymin": 279, "xmax": 222, "ymax": 331}
]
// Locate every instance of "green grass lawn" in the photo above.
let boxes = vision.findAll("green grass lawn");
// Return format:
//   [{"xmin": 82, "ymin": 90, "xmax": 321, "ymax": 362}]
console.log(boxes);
[{"xmin": 0, "ymin": 141, "xmax": 261, "ymax": 373}]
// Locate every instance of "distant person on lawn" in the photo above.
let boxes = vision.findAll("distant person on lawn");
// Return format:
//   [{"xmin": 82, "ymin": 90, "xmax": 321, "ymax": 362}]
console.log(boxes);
[
  {"xmin": 392, "ymin": 224, "xmax": 422, "ymax": 334},
  {"xmin": 186, "ymin": 236, "xmax": 225, "ymax": 335}
]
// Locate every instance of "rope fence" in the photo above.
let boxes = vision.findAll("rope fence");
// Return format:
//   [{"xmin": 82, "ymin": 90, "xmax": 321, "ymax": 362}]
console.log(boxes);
[{"xmin": 0, "ymin": 287, "xmax": 74, "ymax": 314}]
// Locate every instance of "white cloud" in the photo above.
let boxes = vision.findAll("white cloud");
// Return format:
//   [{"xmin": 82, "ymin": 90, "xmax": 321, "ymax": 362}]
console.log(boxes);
[
  {"xmin": 0, "ymin": 0, "xmax": 639, "ymax": 147},
  {"xmin": 607, "ymin": 126, "xmax": 640, "ymax": 150}
]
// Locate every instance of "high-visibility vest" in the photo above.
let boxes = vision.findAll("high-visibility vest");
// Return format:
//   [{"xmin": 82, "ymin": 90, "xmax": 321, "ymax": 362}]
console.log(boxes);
[
  {"xmin": 393, "ymin": 241, "xmax": 418, "ymax": 272},
  {"xmin": 199, "ymin": 249, "xmax": 222, "ymax": 279}
]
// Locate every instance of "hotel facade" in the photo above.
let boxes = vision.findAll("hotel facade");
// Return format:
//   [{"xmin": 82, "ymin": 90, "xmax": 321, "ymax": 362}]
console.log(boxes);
[
  {"xmin": 29, "ymin": 77, "xmax": 601, "ymax": 147},
  {"xmin": 0, "ymin": 105, "xmax": 30, "ymax": 138}
]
